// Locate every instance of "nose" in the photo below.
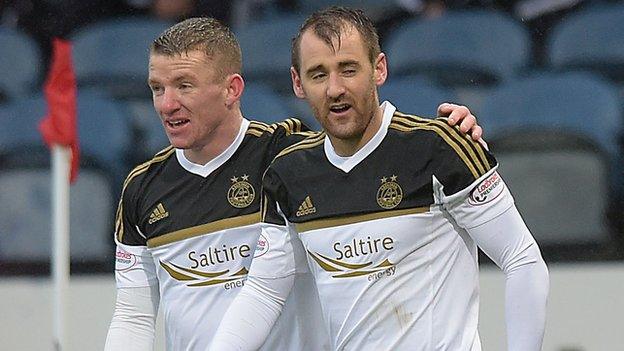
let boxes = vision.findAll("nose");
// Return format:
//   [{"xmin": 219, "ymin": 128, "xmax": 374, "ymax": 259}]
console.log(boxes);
[
  {"xmin": 326, "ymin": 73, "xmax": 346, "ymax": 100},
  {"xmin": 157, "ymin": 88, "xmax": 181, "ymax": 116}
]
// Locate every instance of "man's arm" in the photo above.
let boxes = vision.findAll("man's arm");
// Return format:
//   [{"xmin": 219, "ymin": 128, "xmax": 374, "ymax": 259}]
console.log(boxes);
[
  {"xmin": 467, "ymin": 205, "xmax": 549, "ymax": 351},
  {"xmin": 105, "ymin": 241, "xmax": 160, "ymax": 351},
  {"xmin": 442, "ymin": 172, "xmax": 548, "ymax": 351},
  {"xmin": 105, "ymin": 177, "xmax": 160, "ymax": 351},
  {"xmin": 209, "ymin": 224, "xmax": 298, "ymax": 351},
  {"xmin": 105, "ymin": 285, "xmax": 159, "ymax": 351}
]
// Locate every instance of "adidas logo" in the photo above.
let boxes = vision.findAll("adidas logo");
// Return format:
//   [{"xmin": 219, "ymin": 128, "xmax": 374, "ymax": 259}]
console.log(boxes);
[
  {"xmin": 296, "ymin": 196, "xmax": 316, "ymax": 217},
  {"xmin": 148, "ymin": 203, "xmax": 169, "ymax": 224}
]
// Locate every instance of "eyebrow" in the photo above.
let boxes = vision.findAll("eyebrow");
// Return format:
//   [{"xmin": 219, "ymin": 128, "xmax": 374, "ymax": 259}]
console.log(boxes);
[
  {"xmin": 305, "ymin": 64, "xmax": 325, "ymax": 76},
  {"xmin": 304, "ymin": 60, "xmax": 361, "ymax": 76},
  {"xmin": 338, "ymin": 60, "xmax": 360, "ymax": 68},
  {"xmin": 148, "ymin": 73, "xmax": 195, "ymax": 86}
]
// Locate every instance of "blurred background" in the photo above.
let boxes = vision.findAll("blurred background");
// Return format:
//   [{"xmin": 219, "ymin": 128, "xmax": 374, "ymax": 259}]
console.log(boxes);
[{"xmin": 1, "ymin": 0, "xmax": 623, "ymax": 350}]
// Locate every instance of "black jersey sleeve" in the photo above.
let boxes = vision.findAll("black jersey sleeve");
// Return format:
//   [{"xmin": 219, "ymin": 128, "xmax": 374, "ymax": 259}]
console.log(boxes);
[
  {"xmin": 428, "ymin": 119, "xmax": 497, "ymax": 196},
  {"xmin": 114, "ymin": 172, "xmax": 147, "ymax": 246},
  {"xmin": 269, "ymin": 118, "xmax": 315, "ymax": 156},
  {"xmin": 261, "ymin": 166, "xmax": 290, "ymax": 226}
]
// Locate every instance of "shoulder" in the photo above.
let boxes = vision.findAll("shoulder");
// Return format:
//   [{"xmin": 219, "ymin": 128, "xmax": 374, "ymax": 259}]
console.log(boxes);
[
  {"xmin": 245, "ymin": 118, "xmax": 318, "ymax": 153},
  {"xmin": 246, "ymin": 118, "xmax": 315, "ymax": 139},
  {"xmin": 274, "ymin": 131, "xmax": 325, "ymax": 160},
  {"xmin": 120, "ymin": 146, "xmax": 176, "ymax": 197},
  {"xmin": 390, "ymin": 111, "xmax": 495, "ymax": 180}
]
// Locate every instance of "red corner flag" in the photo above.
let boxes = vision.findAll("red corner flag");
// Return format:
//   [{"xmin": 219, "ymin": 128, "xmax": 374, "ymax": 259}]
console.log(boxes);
[{"xmin": 39, "ymin": 38, "xmax": 80, "ymax": 183}]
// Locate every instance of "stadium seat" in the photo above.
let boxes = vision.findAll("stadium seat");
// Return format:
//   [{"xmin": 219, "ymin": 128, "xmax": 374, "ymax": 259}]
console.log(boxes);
[
  {"xmin": 125, "ymin": 99, "xmax": 170, "ymax": 159},
  {"xmin": 0, "ymin": 92, "xmax": 133, "ymax": 266},
  {"xmin": 240, "ymin": 82, "xmax": 295, "ymax": 124},
  {"xmin": 71, "ymin": 17, "xmax": 172, "ymax": 99},
  {"xmin": 385, "ymin": 10, "xmax": 530, "ymax": 87},
  {"xmin": 379, "ymin": 76, "xmax": 458, "ymax": 117},
  {"xmin": 0, "ymin": 91, "xmax": 134, "ymax": 186},
  {"xmin": 0, "ymin": 28, "xmax": 41, "ymax": 102},
  {"xmin": 235, "ymin": 15, "xmax": 304, "ymax": 94},
  {"xmin": 478, "ymin": 72, "xmax": 621, "ymax": 160},
  {"xmin": 0, "ymin": 164, "xmax": 115, "ymax": 264},
  {"xmin": 548, "ymin": 3, "xmax": 624, "ymax": 82},
  {"xmin": 478, "ymin": 72, "xmax": 622, "ymax": 251}
]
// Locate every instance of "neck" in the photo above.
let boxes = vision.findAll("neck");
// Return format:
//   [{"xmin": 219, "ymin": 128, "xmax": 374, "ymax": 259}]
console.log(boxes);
[
  {"xmin": 183, "ymin": 112, "xmax": 243, "ymax": 165},
  {"xmin": 330, "ymin": 105, "xmax": 384, "ymax": 157}
]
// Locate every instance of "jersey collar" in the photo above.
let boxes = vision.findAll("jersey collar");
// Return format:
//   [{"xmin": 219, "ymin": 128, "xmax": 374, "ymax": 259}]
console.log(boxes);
[
  {"xmin": 324, "ymin": 101, "xmax": 396, "ymax": 173},
  {"xmin": 176, "ymin": 119, "xmax": 250, "ymax": 177}
]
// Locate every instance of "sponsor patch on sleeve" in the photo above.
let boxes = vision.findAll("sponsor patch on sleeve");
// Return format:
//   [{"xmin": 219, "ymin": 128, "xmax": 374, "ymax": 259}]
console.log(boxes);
[
  {"xmin": 115, "ymin": 247, "xmax": 137, "ymax": 271},
  {"xmin": 254, "ymin": 233, "xmax": 269, "ymax": 258},
  {"xmin": 468, "ymin": 172, "xmax": 504, "ymax": 206}
]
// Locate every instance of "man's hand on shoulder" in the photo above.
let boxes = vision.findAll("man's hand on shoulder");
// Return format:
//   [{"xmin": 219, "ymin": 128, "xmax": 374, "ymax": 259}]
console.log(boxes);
[{"xmin": 437, "ymin": 102, "xmax": 487, "ymax": 149}]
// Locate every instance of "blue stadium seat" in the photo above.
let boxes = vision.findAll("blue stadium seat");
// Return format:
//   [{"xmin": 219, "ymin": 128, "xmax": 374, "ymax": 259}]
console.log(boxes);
[
  {"xmin": 0, "ymin": 92, "xmax": 133, "ymax": 265},
  {"xmin": 0, "ymin": 28, "xmax": 41, "ymax": 102},
  {"xmin": 240, "ymin": 82, "xmax": 295, "ymax": 124},
  {"xmin": 478, "ymin": 72, "xmax": 621, "ymax": 159},
  {"xmin": 0, "ymin": 91, "xmax": 134, "ymax": 184},
  {"xmin": 125, "ymin": 99, "xmax": 170, "ymax": 159},
  {"xmin": 548, "ymin": 3, "xmax": 624, "ymax": 82},
  {"xmin": 236, "ymin": 15, "xmax": 304, "ymax": 94},
  {"xmin": 478, "ymin": 72, "xmax": 621, "ymax": 249},
  {"xmin": 0, "ymin": 165, "xmax": 115, "ymax": 264},
  {"xmin": 385, "ymin": 10, "xmax": 530, "ymax": 86},
  {"xmin": 71, "ymin": 17, "xmax": 172, "ymax": 99},
  {"xmin": 379, "ymin": 76, "xmax": 457, "ymax": 117}
]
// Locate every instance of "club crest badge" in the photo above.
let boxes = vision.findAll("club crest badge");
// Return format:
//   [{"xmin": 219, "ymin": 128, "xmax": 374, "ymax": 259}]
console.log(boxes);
[
  {"xmin": 377, "ymin": 175, "xmax": 403, "ymax": 209},
  {"xmin": 227, "ymin": 174, "xmax": 255, "ymax": 208}
]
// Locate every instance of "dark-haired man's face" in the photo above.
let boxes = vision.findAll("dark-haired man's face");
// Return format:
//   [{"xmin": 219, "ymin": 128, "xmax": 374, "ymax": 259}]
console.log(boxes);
[{"xmin": 291, "ymin": 26, "xmax": 387, "ymax": 154}]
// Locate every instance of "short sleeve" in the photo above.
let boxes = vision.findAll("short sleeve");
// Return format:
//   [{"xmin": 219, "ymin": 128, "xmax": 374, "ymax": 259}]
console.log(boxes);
[
  {"xmin": 428, "ymin": 125, "xmax": 498, "ymax": 198},
  {"xmin": 261, "ymin": 166, "xmax": 290, "ymax": 226},
  {"xmin": 114, "ymin": 177, "xmax": 146, "ymax": 246}
]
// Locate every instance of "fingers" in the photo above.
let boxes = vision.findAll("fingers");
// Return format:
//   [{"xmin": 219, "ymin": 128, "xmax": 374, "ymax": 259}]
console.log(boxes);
[
  {"xmin": 478, "ymin": 137, "xmax": 489, "ymax": 150},
  {"xmin": 438, "ymin": 103, "xmax": 470, "ymax": 126},
  {"xmin": 468, "ymin": 125, "xmax": 483, "ymax": 141},
  {"xmin": 437, "ymin": 102, "xmax": 485, "ymax": 141},
  {"xmin": 437, "ymin": 102, "xmax": 459, "ymax": 122}
]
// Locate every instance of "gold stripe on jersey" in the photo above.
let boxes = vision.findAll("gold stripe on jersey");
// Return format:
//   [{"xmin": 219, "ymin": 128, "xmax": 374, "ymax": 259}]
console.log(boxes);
[
  {"xmin": 161, "ymin": 260, "xmax": 230, "ymax": 278},
  {"xmin": 276, "ymin": 132, "xmax": 325, "ymax": 158},
  {"xmin": 295, "ymin": 206, "xmax": 429, "ymax": 233},
  {"xmin": 393, "ymin": 112, "xmax": 489, "ymax": 173},
  {"xmin": 247, "ymin": 118, "xmax": 303, "ymax": 136},
  {"xmin": 246, "ymin": 121, "xmax": 275, "ymax": 137},
  {"xmin": 391, "ymin": 113, "xmax": 490, "ymax": 179},
  {"xmin": 390, "ymin": 121, "xmax": 479, "ymax": 178},
  {"xmin": 394, "ymin": 112, "xmax": 490, "ymax": 174},
  {"xmin": 147, "ymin": 212, "xmax": 261, "ymax": 248},
  {"xmin": 115, "ymin": 147, "xmax": 176, "ymax": 242}
]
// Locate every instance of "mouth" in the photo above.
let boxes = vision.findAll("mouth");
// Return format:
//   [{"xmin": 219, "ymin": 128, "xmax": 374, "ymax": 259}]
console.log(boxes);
[
  {"xmin": 329, "ymin": 103, "xmax": 351, "ymax": 115},
  {"xmin": 165, "ymin": 119, "xmax": 190, "ymax": 128}
]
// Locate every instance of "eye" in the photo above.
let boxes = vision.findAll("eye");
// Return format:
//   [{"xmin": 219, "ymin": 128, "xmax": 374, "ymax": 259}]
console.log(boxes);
[
  {"xmin": 343, "ymin": 69, "xmax": 357, "ymax": 76},
  {"xmin": 150, "ymin": 85, "xmax": 164, "ymax": 95},
  {"xmin": 179, "ymin": 82, "xmax": 193, "ymax": 90},
  {"xmin": 311, "ymin": 72, "xmax": 326, "ymax": 80}
]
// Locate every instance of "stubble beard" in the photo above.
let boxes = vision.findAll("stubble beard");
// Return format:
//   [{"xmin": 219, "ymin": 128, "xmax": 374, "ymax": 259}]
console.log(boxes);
[{"xmin": 314, "ymin": 86, "xmax": 379, "ymax": 142}]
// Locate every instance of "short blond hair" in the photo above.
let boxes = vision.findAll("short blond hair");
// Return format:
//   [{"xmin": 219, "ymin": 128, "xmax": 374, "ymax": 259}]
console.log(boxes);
[{"xmin": 151, "ymin": 17, "xmax": 242, "ymax": 79}]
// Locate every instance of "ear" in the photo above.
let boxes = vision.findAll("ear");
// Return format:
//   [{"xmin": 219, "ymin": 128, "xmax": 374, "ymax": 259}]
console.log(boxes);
[
  {"xmin": 290, "ymin": 67, "xmax": 306, "ymax": 99},
  {"xmin": 225, "ymin": 73, "xmax": 244, "ymax": 106},
  {"xmin": 373, "ymin": 52, "xmax": 388, "ymax": 87}
]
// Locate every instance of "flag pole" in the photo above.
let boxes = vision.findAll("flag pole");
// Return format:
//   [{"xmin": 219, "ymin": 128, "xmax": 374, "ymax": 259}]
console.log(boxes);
[{"xmin": 52, "ymin": 144, "xmax": 71, "ymax": 351}]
